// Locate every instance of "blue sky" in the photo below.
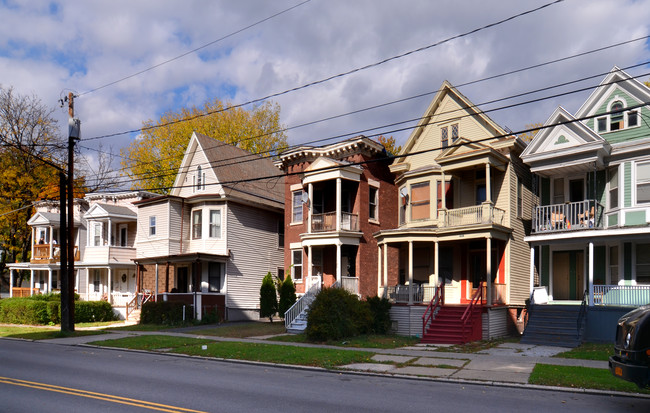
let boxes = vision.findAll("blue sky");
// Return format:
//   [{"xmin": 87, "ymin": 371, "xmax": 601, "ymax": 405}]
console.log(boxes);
[{"xmin": 1, "ymin": 0, "xmax": 650, "ymax": 184}]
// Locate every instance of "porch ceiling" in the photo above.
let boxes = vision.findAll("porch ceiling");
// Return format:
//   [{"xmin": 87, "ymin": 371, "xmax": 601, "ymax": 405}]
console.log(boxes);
[
  {"xmin": 437, "ymin": 149, "xmax": 508, "ymax": 173},
  {"xmin": 374, "ymin": 225, "xmax": 512, "ymax": 243},
  {"xmin": 133, "ymin": 252, "xmax": 229, "ymax": 265}
]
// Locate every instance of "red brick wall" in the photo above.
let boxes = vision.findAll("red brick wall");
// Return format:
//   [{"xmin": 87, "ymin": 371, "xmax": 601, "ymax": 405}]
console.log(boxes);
[{"xmin": 139, "ymin": 263, "xmax": 176, "ymax": 294}]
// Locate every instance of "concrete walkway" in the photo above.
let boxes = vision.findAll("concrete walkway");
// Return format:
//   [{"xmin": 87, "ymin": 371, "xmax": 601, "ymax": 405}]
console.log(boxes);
[{"xmin": 31, "ymin": 328, "xmax": 611, "ymax": 387}]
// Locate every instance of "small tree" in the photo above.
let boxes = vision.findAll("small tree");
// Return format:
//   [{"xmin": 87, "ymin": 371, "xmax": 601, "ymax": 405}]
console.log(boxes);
[
  {"xmin": 278, "ymin": 275, "xmax": 297, "ymax": 317},
  {"xmin": 259, "ymin": 272, "xmax": 277, "ymax": 322}
]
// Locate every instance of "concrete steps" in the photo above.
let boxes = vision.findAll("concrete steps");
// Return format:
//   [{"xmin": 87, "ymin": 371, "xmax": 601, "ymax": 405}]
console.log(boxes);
[{"xmin": 521, "ymin": 304, "xmax": 584, "ymax": 348}]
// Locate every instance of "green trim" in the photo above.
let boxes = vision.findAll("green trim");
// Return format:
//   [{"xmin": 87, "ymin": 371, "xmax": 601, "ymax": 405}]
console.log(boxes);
[
  {"xmin": 624, "ymin": 243, "xmax": 632, "ymax": 281},
  {"xmin": 624, "ymin": 162, "xmax": 632, "ymax": 208},
  {"xmin": 624, "ymin": 210, "xmax": 646, "ymax": 226},
  {"xmin": 608, "ymin": 213, "xmax": 618, "ymax": 227}
]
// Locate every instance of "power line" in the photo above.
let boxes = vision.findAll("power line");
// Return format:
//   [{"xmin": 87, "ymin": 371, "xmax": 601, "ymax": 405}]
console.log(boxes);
[
  {"xmin": 80, "ymin": 0, "xmax": 565, "ymax": 142},
  {"xmin": 77, "ymin": 0, "xmax": 313, "ymax": 97}
]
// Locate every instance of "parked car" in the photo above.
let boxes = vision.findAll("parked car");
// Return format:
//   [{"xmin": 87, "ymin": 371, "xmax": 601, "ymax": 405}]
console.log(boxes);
[{"xmin": 609, "ymin": 305, "xmax": 650, "ymax": 388}]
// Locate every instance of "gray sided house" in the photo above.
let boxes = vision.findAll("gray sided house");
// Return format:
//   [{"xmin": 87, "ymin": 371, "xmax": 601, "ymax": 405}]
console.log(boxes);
[
  {"xmin": 521, "ymin": 67, "xmax": 650, "ymax": 345},
  {"xmin": 133, "ymin": 132, "xmax": 284, "ymax": 321}
]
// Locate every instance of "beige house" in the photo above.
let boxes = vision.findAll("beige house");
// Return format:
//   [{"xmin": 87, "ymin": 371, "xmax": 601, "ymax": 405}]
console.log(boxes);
[{"xmin": 374, "ymin": 81, "xmax": 533, "ymax": 341}]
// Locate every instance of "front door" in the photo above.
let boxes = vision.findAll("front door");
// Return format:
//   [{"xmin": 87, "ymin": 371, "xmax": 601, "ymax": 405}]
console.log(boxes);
[
  {"xmin": 552, "ymin": 251, "xmax": 584, "ymax": 300},
  {"xmin": 176, "ymin": 267, "xmax": 188, "ymax": 293}
]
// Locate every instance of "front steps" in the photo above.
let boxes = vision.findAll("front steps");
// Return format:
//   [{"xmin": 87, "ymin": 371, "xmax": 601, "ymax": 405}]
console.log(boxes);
[
  {"xmin": 521, "ymin": 304, "xmax": 584, "ymax": 347},
  {"xmin": 421, "ymin": 305, "xmax": 482, "ymax": 344},
  {"xmin": 286, "ymin": 311, "xmax": 308, "ymax": 334}
]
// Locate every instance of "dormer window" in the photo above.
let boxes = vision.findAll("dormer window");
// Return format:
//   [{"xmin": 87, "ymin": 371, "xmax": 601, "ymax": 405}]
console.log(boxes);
[{"xmin": 596, "ymin": 98, "xmax": 639, "ymax": 133}]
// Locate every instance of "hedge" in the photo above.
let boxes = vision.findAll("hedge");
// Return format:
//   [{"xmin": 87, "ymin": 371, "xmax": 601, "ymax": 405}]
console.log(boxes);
[
  {"xmin": 0, "ymin": 297, "xmax": 116, "ymax": 325},
  {"xmin": 140, "ymin": 301, "xmax": 191, "ymax": 325}
]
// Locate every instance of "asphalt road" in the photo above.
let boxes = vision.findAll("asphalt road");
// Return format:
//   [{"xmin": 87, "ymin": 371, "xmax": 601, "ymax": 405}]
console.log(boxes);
[{"xmin": 0, "ymin": 339, "xmax": 647, "ymax": 413}]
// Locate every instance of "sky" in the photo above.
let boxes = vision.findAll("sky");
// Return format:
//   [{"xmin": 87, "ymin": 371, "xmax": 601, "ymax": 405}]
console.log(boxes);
[{"xmin": 1, "ymin": 0, "xmax": 650, "ymax": 188}]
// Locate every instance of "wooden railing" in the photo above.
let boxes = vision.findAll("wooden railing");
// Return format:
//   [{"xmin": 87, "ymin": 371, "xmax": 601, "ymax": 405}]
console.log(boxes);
[
  {"xmin": 311, "ymin": 212, "xmax": 359, "ymax": 232},
  {"xmin": 593, "ymin": 284, "xmax": 650, "ymax": 306},
  {"xmin": 533, "ymin": 200, "xmax": 604, "ymax": 233},
  {"xmin": 422, "ymin": 283, "xmax": 444, "ymax": 338},
  {"xmin": 31, "ymin": 245, "xmax": 80, "ymax": 262},
  {"xmin": 12, "ymin": 287, "xmax": 40, "ymax": 297},
  {"xmin": 441, "ymin": 204, "xmax": 506, "ymax": 227}
]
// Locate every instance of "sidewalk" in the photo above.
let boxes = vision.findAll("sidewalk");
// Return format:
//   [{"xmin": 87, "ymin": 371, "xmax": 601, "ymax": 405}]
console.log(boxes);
[{"xmin": 36, "ymin": 329, "xmax": 609, "ymax": 386}]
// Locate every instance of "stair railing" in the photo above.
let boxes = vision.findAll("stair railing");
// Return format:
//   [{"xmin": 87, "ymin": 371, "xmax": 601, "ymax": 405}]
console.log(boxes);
[
  {"xmin": 126, "ymin": 294, "xmax": 138, "ymax": 320},
  {"xmin": 461, "ymin": 282, "xmax": 484, "ymax": 342},
  {"xmin": 577, "ymin": 289, "xmax": 588, "ymax": 342},
  {"xmin": 284, "ymin": 280, "xmax": 321, "ymax": 330},
  {"xmin": 422, "ymin": 283, "xmax": 444, "ymax": 338}
]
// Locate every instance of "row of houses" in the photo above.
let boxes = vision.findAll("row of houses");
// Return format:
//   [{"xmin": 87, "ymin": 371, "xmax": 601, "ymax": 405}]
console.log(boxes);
[{"xmin": 7, "ymin": 67, "xmax": 650, "ymax": 344}]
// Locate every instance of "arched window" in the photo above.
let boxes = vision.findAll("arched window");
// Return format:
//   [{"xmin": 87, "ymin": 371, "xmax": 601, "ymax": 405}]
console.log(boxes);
[{"xmin": 610, "ymin": 101, "xmax": 624, "ymax": 131}]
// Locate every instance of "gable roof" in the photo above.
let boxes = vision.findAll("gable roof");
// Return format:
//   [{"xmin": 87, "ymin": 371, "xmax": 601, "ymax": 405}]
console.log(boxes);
[
  {"xmin": 83, "ymin": 203, "xmax": 137, "ymax": 220},
  {"xmin": 172, "ymin": 132, "xmax": 283, "ymax": 209}
]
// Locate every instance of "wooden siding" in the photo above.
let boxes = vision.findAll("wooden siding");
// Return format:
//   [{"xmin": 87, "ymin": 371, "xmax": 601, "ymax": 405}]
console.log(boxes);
[
  {"xmin": 177, "ymin": 149, "xmax": 219, "ymax": 198},
  {"xmin": 83, "ymin": 246, "xmax": 136, "ymax": 263},
  {"xmin": 136, "ymin": 201, "xmax": 172, "ymax": 258},
  {"xmin": 585, "ymin": 87, "xmax": 650, "ymax": 145},
  {"xmin": 389, "ymin": 305, "xmax": 426, "ymax": 337},
  {"xmin": 482, "ymin": 306, "xmax": 509, "ymax": 340},
  {"xmin": 185, "ymin": 202, "xmax": 227, "ymax": 255},
  {"xmin": 226, "ymin": 202, "xmax": 284, "ymax": 312},
  {"xmin": 624, "ymin": 162, "xmax": 632, "ymax": 208},
  {"xmin": 169, "ymin": 199, "xmax": 183, "ymax": 255}
]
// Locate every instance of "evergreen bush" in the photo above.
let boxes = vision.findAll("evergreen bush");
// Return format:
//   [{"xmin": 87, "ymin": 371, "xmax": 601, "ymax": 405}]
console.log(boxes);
[
  {"xmin": 259, "ymin": 272, "xmax": 278, "ymax": 321},
  {"xmin": 278, "ymin": 276, "xmax": 297, "ymax": 317},
  {"xmin": 140, "ymin": 301, "xmax": 189, "ymax": 325},
  {"xmin": 74, "ymin": 301, "xmax": 117, "ymax": 323},
  {"xmin": 305, "ymin": 287, "xmax": 372, "ymax": 341},
  {"xmin": 366, "ymin": 295, "xmax": 392, "ymax": 334}
]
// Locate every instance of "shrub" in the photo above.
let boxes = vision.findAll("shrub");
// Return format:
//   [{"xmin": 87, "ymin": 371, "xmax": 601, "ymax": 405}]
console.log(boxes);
[
  {"xmin": 366, "ymin": 296, "xmax": 392, "ymax": 334},
  {"xmin": 140, "ymin": 301, "xmax": 190, "ymax": 325},
  {"xmin": 0, "ymin": 298, "xmax": 50, "ymax": 324},
  {"xmin": 75, "ymin": 301, "xmax": 117, "ymax": 323},
  {"xmin": 305, "ymin": 287, "xmax": 372, "ymax": 342},
  {"xmin": 278, "ymin": 276, "xmax": 297, "ymax": 317},
  {"xmin": 259, "ymin": 272, "xmax": 278, "ymax": 321}
]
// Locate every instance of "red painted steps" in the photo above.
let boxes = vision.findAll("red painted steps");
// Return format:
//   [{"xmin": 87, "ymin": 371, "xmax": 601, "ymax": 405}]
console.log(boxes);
[{"xmin": 421, "ymin": 305, "xmax": 482, "ymax": 344}]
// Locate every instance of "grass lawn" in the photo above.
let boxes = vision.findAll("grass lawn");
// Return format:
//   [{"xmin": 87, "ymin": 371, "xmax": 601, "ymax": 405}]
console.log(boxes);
[
  {"xmin": 529, "ymin": 364, "xmax": 650, "ymax": 394},
  {"xmin": 269, "ymin": 333, "xmax": 420, "ymax": 349},
  {"xmin": 554, "ymin": 342, "xmax": 614, "ymax": 361},
  {"xmin": 106, "ymin": 324, "xmax": 177, "ymax": 332},
  {"xmin": 0, "ymin": 326, "xmax": 106, "ymax": 340},
  {"xmin": 190, "ymin": 321, "xmax": 287, "ymax": 338},
  {"xmin": 90, "ymin": 335, "xmax": 373, "ymax": 368}
]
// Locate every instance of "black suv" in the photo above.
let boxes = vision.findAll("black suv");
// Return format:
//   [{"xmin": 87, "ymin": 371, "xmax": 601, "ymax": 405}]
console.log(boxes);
[{"xmin": 609, "ymin": 305, "xmax": 650, "ymax": 388}]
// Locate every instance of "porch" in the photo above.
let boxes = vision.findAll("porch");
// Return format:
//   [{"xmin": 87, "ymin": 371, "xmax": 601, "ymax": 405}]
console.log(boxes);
[
  {"xmin": 311, "ymin": 212, "xmax": 359, "ymax": 232},
  {"xmin": 439, "ymin": 204, "xmax": 506, "ymax": 228},
  {"xmin": 384, "ymin": 282, "xmax": 507, "ymax": 305},
  {"xmin": 30, "ymin": 244, "xmax": 80, "ymax": 263},
  {"xmin": 532, "ymin": 200, "xmax": 604, "ymax": 233}
]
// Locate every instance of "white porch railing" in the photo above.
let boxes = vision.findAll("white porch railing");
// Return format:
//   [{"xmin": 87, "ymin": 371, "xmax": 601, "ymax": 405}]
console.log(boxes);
[
  {"xmin": 593, "ymin": 285, "xmax": 650, "ymax": 306},
  {"xmin": 441, "ymin": 204, "xmax": 506, "ymax": 227},
  {"xmin": 385, "ymin": 285, "xmax": 437, "ymax": 303},
  {"xmin": 533, "ymin": 200, "xmax": 604, "ymax": 233},
  {"xmin": 284, "ymin": 279, "xmax": 321, "ymax": 329},
  {"xmin": 341, "ymin": 276, "xmax": 359, "ymax": 295},
  {"xmin": 311, "ymin": 212, "xmax": 359, "ymax": 232},
  {"xmin": 111, "ymin": 292, "xmax": 135, "ymax": 306}
]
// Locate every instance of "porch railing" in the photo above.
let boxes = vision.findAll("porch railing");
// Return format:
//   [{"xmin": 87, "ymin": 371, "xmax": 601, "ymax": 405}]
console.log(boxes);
[
  {"xmin": 341, "ymin": 276, "xmax": 359, "ymax": 295},
  {"xmin": 533, "ymin": 200, "xmax": 604, "ymax": 233},
  {"xmin": 441, "ymin": 204, "xmax": 506, "ymax": 228},
  {"xmin": 284, "ymin": 278, "xmax": 321, "ymax": 329},
  {"xmin": 111, "ymin": 292, "xmax": 135, "ymax": 307},
  {"xmin": 593, "ymin": 284, "xmax": 650, "ymax": 306},
  {"xmin": 311, "ymin": 212, "xmax": 359, "ymax": 232},
  {"xmin": 422, "ymin": 283, "xmax": 444, "ymax": 338},
  {"xmin": 31, "ymin": 245, "xmax": 80, "ymax": 262},
  {"xmin": 461, "ymin": 282, "xmax": 483, "ymax": 342},
  {"xmin": 385, "ymin": 284, "xmax": 437, "ymax": 304}
]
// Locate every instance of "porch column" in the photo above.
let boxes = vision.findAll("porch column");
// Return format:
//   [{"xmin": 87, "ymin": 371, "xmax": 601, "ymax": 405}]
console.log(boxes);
[
  {"xmin": 383, "ymin": 242, "xmax": 388, "ymax": 288},
  {"xmin": 588, "ymin": 242, "xmax": 594, "ymax": 306},
  {"xmin": 86, "ymin": 269, "xmax": 90, "ymax": 300},
  {"xmin": 308, "ymin": 245, "xmax": 313, "ymax": 279},
  {"xmin": 9, "ymin": 269, "xmax": 14, "ymax": 298},
  {"xmin": 31, "ymin": 227, "xmax": 35, "ymax": 259},
  {"xmin": 107, "ymin": 219, "xmax": 112, "ymax": 246},
  {"xmin": 434, "ymin": 241, "xmax": 439, "ymax": 286},
  {"xmin": 530, "ymin": 246, "xmax": 535, "ymax": 295},
  {"xmin": 408, "ymin": 240, "xmax": 414, "ymax": 305},
  {"xmin": 49, "ymin": 225, "xmax": 54, "ymax": 258},
  {"xmin": 155, "ymin": 263, "xmax": 159, "ymax": 302},
  {"xmin": 486, "ymin": 237, "xmax": 492, "ymax": 306},
  {"xmin": 308, "ymin": 183, "xmax": 313, "ymax": 234},
  {"xmin": 108, "ymin": 267, "xmax": 113, "ymax": 304},
  {"xmin": 441, "ymin": 172, "xmax": 446, "ymax": 210},
  {"xmin": 30, "ymin": 269, "xmax": 34, "ymax": 296},
  {"xmin": 485, "ymin": 163, "xmax": 492, "ymax": 204},
  {"xmin": 47, "ymin": 269, "xmax": 52, "ymax": 294},
  {"xmin": 336, "ymin": 243, "xmax": 342, "ymax": 284},
  {"xmin": 336, "ymin": 178, "xmax": 342, "ymax": 232},
  {"xmin": 377, "ymin": 243, "xmax": 382, "ymax": 295}
]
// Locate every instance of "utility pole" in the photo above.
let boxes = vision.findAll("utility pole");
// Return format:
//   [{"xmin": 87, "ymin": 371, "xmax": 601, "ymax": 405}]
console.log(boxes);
[{"xmin": 61, "ymin": 92, "xmax": 79, "ymax": 332}]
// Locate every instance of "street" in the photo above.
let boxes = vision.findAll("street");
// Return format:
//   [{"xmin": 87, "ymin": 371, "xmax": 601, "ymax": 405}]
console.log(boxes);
[{"xmin": 0, "ymin": 339, "xmax": 647, "ymax": 412}]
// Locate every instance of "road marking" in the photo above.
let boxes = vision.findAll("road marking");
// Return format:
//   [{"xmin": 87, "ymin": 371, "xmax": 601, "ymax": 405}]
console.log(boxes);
[{"xmin": 0, "ymin": 376, "xmax": 209, "ymax": 413}]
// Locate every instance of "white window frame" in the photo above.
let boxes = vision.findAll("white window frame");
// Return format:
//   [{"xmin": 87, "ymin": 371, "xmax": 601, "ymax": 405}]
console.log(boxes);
[
  {"xmin": 636, "ymin": 160, "xmax": 650, "ymax": 205},
  {"xmin": 209, "ymin": 209, "xmax": 222, "ymax": 239},
  {"xmin": 118, "ymin": 224, "xmax": 128, "ymax": 247},
  {"xmin": 208, "ymin": 262, "xmax": 223, "ymax": 292},
  {"xmin": 291, "ymin": 249, "xmax": 303, "ymax": 282},
  {"xmin": 149, "ymin": 216, "xmax": 156, "ymax": 236},
  {"xmin": 192, "ymin": 209, "xmax": 203, "ymax": 239},
  {"xmin": 608, "ymin": 166, "xmax": 619, "ymax": 210},
  {"xmin": 92, "ymin": 222, "xmax": 102, "ymax": 247},
  {"xmin": 595, "ymin": 97, "xmax": 642, "ymax": 133},
  {"xmin": 441, "ymin": 126, "xmax": 449, "ymax": 148},
  {"xmin": 292, "ymin": 190, "xmax": 303, "ymax": 223},
  {"xmin": 368, "ymin": 184, "xmax": 379, "ymax": 222}
]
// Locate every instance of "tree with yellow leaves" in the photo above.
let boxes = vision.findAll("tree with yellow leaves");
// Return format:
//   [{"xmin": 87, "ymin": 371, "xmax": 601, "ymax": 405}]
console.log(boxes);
[{"xmin": 121, "ymin": 99, "xmax": 288, "ymax": 193}]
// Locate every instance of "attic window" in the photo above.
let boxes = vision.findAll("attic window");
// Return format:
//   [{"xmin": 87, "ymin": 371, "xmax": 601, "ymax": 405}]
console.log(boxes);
[
  {"xmin": 441, "ymin": 127, "xmax": 449, "ymax": 148},
  {"xmin": 451, "ymin": 123, "xmax": 459, "ymax": 141},
  {"xmin": 610, "ymin": 101, "xmax": 624, "ymax": 131},
  {"xmin": 195, "ymin": 166, "xmax": 205, "ymax": 191}
]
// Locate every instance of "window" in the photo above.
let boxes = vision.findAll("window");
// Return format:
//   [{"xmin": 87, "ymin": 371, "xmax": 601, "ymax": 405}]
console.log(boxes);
[
  {"xmin": 609, "ymin": 246, "xmax": 619, "ymax": 285},
  {"xmin": 292, "ymin": 190, "xmax": 303, "ymax": 223},
  {"xmin": 119, "ymin": 224, "xmax": 128, "ymax": 247},
  {"xmin": 451, "ymin": 123, "xmax": 459, "ymax": 141},
  {"xmin": 636, "ymin": 162, "xmax": 650, "ymax": 204},
  {"xmin": 628, "ymin": 111, "xmax": 639, "ymax": 128},
  {"xmin": 517, "ymin": 178, "xmax": 523, "ymax": 218},
  {"xmin": 596, "ymin": 117, "xmax": 607, "ymax": 133},
  {"xmin": 277, "ymin": 267, "xmax": 285, "ymax": 281},
  {"xmin": 476, "ymin": 184, "xmax": 486, "ymax": 205},
  {"xmin": 192, "ymin": 210, "xmax": 202, "ymax": 239},
  {"xmin": 149, "ymin": 216, "xmax": 156, "ymax": 236},
  {"xmin": 636, "ymin": 244, "xmax": 650, "ymax": 284},
  {"xmin": 195, "ymin": 165, "xmax": 205, "ymax": 191},
  {"xmin": 209, "ymin": 210, "xmax": 221, "ymax": 238},
  {"xmin": 441, "ymin": 127, "xmax": 449, "ymax": 148},
  {"xmin": 93, "ymin": 222, "xmax": 102, "ymax": 246},
  {"xmin": 609, "ymin": 167, "xmax": 619, "ymax": 209},
  {"xmin": 411, "ymin": 182, "xmax": 430, "ymax": 220},
  {"xmin": 292, "ymin": 249, "xmax": 303, "ymax": 281},
  {"xmin": 278, "ymin": 218, "xmax": 284, "ymax": 248},
  {"xmin": 399, "ymin": 187, "xmax": 407, "ymax": 225},
  {"xmin": 369, "ymin": 186, "xmax": 378, "ymax": 221},
  {"xmin": 208, "ymin": 262, "xmax": 222, "ymax": 292},
  {"xmin": 610, "ymin": 101, "xmax": 624, "ymax": 131},
  {"xmin": 93, "ymin": 270, "xmax": 100, "ymax": 293}
]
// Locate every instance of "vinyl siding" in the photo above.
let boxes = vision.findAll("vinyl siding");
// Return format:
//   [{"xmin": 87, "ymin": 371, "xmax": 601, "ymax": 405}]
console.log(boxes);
[
  {"xmin": 136, "ymin": 201, "xmax": 173, "ymax": 258},
  {"xmin": 585, "ymin": 88, "xmax": 650, "ymax": 144},
  {"xmin": 389, "ymin": 305, "xmax": 426, "ymax": 337},
  {"xmin": 482, "ymin": 306, "xmax": 508, "ymax": 340},
  {"xmin": 225, "ymin": 202, "xmax": 284, "ymax": 312},
  {"xmin": 177, "ymin": 149, "xmax": 220, "ymax": 198}
]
